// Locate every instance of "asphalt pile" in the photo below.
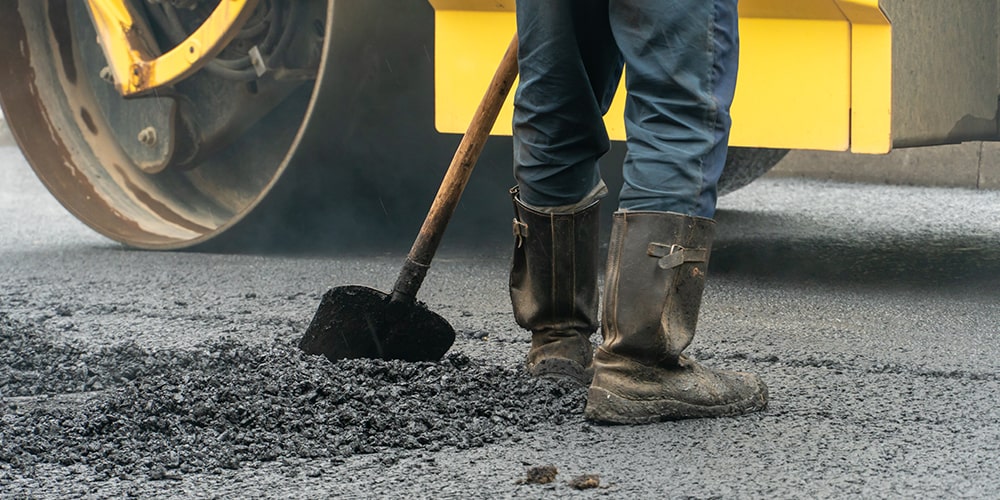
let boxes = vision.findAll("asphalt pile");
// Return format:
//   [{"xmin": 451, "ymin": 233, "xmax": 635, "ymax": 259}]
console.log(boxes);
[{"xmin": 0, "ymin": 313, "xmax": 585, "ymax": 480}]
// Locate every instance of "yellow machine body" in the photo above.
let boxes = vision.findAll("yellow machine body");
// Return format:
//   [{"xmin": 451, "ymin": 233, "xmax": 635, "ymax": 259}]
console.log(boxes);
[{"xmin": 429, "ymin": 0, "xmax": 892, "ymax": 154}]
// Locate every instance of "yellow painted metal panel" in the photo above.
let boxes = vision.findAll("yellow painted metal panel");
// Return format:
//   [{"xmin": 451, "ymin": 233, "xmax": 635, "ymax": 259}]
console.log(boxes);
[
  {"xmin": 740, "ymin": 0, "xmax": 846, "ymax": 20},
  {"xmin": 731, "ymin": 17, "xmax": 851, "ymax": 150},
  {"xmin": 835, "ymin": 0, "xmax": 891, "ymax": 24},
  {"xmin": 843, "ymin": 23, "xmax": 892, "ymax": 153},
  {"xmin": 433, "ymin": 10, "xmax": 517, "ymax": 136},
  {"xmin": 432, "ymin": 0, "xmax": 891, "ymax": 153},
  {"xmin": 836, "ymin": 0, "xmax": 893, "ymax": 153}
]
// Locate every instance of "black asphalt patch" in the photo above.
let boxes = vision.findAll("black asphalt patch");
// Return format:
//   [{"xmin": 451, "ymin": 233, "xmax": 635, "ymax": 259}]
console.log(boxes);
[{"xmin": 0, "ymin": 313, "xmax": 584, "ymax": 480}]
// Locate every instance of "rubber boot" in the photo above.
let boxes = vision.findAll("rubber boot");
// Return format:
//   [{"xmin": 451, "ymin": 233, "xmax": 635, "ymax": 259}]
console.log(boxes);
[
  {"xmin": 509, "ymin": 187, "xmax": 600, "ymax": 385},
  {"xmin": 584, "ymin": 211, "xmax": 768, "ymax": 423}
]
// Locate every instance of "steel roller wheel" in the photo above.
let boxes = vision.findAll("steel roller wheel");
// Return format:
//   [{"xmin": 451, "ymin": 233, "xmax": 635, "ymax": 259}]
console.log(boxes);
[{"xmin": 0, "ymin": 0, "xmax": 459, "ymax": 251}]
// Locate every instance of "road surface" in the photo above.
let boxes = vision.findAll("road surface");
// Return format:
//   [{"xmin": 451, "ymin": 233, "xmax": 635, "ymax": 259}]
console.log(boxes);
[{"xmin": 2, "ymin": 143, "xmax": 999, "ymax": 498}]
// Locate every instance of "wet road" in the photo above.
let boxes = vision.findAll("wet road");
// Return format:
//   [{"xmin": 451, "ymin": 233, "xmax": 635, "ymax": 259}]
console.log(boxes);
[{"xmin": 2, "ymin": 143, "xmax": 1000, "ymax": 498}]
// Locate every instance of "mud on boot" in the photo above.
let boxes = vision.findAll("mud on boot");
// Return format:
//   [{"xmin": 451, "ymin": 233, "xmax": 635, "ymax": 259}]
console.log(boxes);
[
  {"xmin": 526, "ymin": 330, "xmax": 594, "ymax": 384},
  {"xmin": 584, "ymin": 211, "xmax": 768, "ymax": 422},
  {"xmin": 509, "ymin": 187, "xmax": 601, "ymax": 385},
  {"xmin": 585, "ymin": 351, "xmax": 767, "ymax": 423}
]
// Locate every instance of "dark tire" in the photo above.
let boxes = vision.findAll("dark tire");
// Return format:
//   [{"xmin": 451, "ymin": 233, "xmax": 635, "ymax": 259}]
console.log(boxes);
[{"xmin": 718, "ymin": 147, "xmax": 789, "ymax": 195}]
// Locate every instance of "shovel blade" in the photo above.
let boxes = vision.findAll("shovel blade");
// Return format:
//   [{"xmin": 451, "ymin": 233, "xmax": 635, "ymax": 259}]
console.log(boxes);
[{"xmin": 299, "ymin": 285, "xmax": 455, "ymax": 362}]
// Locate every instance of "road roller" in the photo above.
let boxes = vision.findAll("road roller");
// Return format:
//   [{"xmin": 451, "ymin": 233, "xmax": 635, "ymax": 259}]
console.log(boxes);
[{"xmin": 2, "ymin": 1, "xmax": 999, "ymax": 249}]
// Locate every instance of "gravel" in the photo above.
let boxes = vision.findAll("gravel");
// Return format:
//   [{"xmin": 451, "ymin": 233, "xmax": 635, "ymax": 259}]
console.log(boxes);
[{"xmin": 0, "ymin": 312, "xmax": 585, "ymax": 482}]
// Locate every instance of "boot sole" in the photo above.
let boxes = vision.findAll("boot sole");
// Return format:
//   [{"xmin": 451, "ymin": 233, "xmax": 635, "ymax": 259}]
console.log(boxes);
[
  {"xmin": 584, "ymin": 385, "xmax": 768, "ymax": 424},
  {"xmin": 528, "ymin": 358, "xmax": 593, "ymax": 386}
]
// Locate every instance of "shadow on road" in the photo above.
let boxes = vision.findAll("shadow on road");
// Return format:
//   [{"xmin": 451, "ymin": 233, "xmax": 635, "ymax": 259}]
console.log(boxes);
[{"xmin": 711, "ymin": 209, "xmax": 1000, "ymax": 291}]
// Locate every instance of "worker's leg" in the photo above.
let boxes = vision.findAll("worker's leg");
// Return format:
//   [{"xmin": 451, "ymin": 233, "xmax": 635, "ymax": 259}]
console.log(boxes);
[
  {"xmin": 585, "ymin": 211, "xmax": 768, "ymax": 422},
  {"xmin": 613, "ymin": 0, "xmax": 739, "ymax": 217},
  {"xmin": 585, "ymin": 0, "xmax": 768, "ymax": 422},
  {"xmin": 510, "ymin": 0, "xmax": 622, "ymax": 383},
  {"xmin": 512, "ymin": 0, "xmax": 622, "ymax": 208},
  {"xmin": 509, "ymin": 186, "xmax": 601, "ymax": 384}
]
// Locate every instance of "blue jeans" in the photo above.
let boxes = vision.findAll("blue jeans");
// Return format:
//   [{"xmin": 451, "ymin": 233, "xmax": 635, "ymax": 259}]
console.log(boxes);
[{"xmin": 512, "ymin": 0, "xmax": 739, "ymax": 218}]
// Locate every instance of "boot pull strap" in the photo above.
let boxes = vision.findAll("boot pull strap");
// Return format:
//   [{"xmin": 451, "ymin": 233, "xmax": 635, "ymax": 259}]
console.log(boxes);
[
  {"xmin": 647, "ymin": 243, "xmax": 708, "ymax": 270},
  {"xmin": 512, "ymin": 219, "xmax": 529, "ymax": 248}
]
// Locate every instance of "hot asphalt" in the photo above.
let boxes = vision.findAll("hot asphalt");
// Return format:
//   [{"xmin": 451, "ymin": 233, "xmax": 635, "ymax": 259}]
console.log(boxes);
[{"xmin": 2, "ymin": 144, "xmax": 999, "ymax": 498}]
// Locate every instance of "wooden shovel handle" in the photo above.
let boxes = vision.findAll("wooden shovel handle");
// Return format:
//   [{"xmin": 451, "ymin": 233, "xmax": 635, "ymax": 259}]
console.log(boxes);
[{"xmin": 391, "ymin": 35, "xmax": 519, "ymax": 303}]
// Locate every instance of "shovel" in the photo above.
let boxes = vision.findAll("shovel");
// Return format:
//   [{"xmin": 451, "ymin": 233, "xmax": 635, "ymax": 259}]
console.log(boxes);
[{"xmin": 299, "ymin": 35, "xmax": 519, "ymax": 362}]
